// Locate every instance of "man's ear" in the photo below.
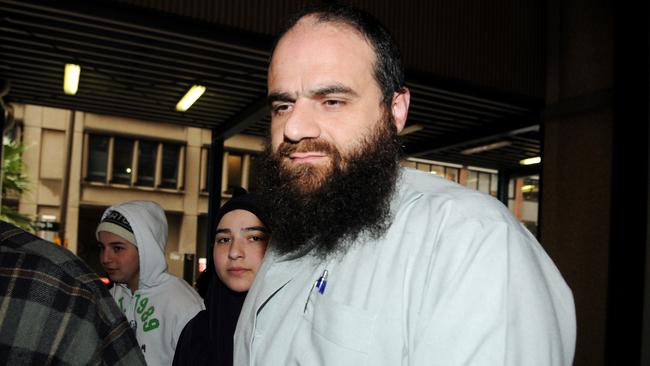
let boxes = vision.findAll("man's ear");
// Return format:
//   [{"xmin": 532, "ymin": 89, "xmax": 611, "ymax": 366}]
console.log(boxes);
[{"xmin": 391, "ymin": 87, "xmax": 410, "ymax": 133}]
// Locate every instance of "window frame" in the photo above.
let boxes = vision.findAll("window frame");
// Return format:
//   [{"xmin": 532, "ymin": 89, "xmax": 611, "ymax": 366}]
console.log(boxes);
[
  {"xmin": 199, "ymin": 146, "xmax": 259, "ymax": 197},
  {"xmin": 83, "ymin": 132, "xmax": 185, "ymax": 192}
]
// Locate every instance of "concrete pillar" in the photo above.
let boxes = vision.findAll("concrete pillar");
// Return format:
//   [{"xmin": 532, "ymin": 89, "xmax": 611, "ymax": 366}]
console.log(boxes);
[
  {"xmin": 19, "ymin": 105, "xmax": 43, "ymax": 217},
  {"xmin": 541, "ymin": 0, "xmax": 614, "ymax": 364},
  {"xmin": 64, "ymin": 111, "xmax": 85, "ymax": 253},
  {"xmin": 178, "ymin": 127, "xmax": 202, "ymax": 255}
]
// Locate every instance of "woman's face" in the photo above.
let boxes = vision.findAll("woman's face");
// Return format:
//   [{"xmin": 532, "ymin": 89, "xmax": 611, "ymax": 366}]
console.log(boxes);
[{"xmin": 213, "ymin": 209, "xmax": 269, "ymax": 292}]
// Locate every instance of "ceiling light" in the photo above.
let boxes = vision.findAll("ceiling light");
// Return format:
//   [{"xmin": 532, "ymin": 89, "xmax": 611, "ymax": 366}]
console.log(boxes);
[
  {"xmin": 398, "ymin": 124, "xmax": 424, "ymax": 136},
  {"xmin": 521, "ymin": 184, "xmax": 536, "ymax": 192},
  {"xmin": 520, "ymin": 156, "xmax": 541, "ymax": 165},
  {"xmin": 461, "ymin": 140, "xmax": 512, "ymax": 155},
  {"xmin": 63, "ymin": 63, "xmax": 80, "ymax": 95},
  {"xmin": 176, "ymin": 85, "xmax": 206, "ymax": 112}
]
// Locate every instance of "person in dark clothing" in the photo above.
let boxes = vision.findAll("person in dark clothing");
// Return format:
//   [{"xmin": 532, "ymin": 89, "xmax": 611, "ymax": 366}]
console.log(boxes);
[
  {"xmin": 193, "ymin": 264, "xmax": 213, "ymax": 300},
  {"xmin": 173, "ymin": 192, "xmax": 270, "ymax": 366}
]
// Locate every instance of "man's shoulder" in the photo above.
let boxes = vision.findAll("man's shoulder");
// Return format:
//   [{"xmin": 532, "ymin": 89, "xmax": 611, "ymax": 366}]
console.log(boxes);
[
  {"xmin": 0, "ymin": 221, "xmax": 99, "ymax": 284},
  {"xmin": 398, "ymin": 168, "xmax": 507, "ymax": 221},
  {"xmin": 0, "ymin": 221, "xmax": 124, "ymax": 316}
]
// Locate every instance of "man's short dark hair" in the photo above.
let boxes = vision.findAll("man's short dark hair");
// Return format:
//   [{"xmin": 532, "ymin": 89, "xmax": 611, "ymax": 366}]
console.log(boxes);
[{"xmin": 272, "ymin": 2, "xmax": 406, "ymax": 108}]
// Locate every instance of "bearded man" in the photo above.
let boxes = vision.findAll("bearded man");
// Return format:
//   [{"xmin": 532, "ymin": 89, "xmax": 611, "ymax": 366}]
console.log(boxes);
[{"xmin": 234, "ymin": 4, "xmax": 576, "ymax": 365}]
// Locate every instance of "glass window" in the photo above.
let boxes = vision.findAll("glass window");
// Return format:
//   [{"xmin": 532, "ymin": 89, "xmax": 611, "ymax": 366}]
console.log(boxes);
[
  {"xmin": 416, "ymin": 162, "xmax": 429, "ymax": 172},
  {"xmin": 478, "ymin": 172, "xmax": 491, "ymax": 194},
  {"xmin": 136, "ymin": 140, "xmax": 157, "ymax": 187},
  {"xmin": 87, "ymin": 135, "xmax": 109, "ymax": 182},
  {"xmin": 160, "ymin": 143, "xmax": 180, "ymax": 189},
  {"xmin": 445, "ymin": 167, "xmax": 459, "ymax": 182},
  {"xmin": 489, "ymin": 173, "xmax": 498, "ymax": 197},
  {"xmin": 466, "ymin": 170, "xmax": 478, "ymax": 189},
  {"xmin": 112, "ymin": 137, "xmax": 134, "ymax": 184},
  {"xmin": 226, "ymin": 153, "xmax": 243, "ymax": 194},
  {"xmin": 5, "ymin": 122, "xmax": 23, "ymax": 142},
  {"xmin": 522, "ymin": 177, "xmax": 539, "ymax": 202},
  {"xmin": 430, "ymin": 164, "xmax": 444, "ymax": 176},
  {"xmin": 400, "ymin": 160, "xmax": 416, "ymax": 169},
  {"xmin": 507, "ymin": 175, "xmax": 539, "ymax": 238}
]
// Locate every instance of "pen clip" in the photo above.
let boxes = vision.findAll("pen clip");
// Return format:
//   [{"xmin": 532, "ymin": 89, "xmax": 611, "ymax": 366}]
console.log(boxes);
[
  {"xmin": 304, "ymin": 269, "xmax": 330, "ymax": 313},
  {"xmin": 316, "ymin": 269, "xmax": 328, "ymax": 294}
]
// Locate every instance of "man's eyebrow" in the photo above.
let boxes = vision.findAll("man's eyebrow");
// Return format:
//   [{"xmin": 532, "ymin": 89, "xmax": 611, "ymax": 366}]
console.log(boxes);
[
  {"xmin": 308, "ymin": 84, "xmax": 359, "ymax": 98},
  {"xmin": 268, "ymin": 91, "xmax": 295, "ymax": 105},
  {"xmin": 215, "ymin": 228, "xmax": 232, "ymax": 234},
  {"xmin": 101, "ymin": 241, "xmax": 127, "ymax": 246},
  {"xmin": 242, "ymin": 226, "xmax": 269, "ymax": 233},
  {"xmin": 267, "ymin": 84, "xmax": 359, "ymax": 105}
]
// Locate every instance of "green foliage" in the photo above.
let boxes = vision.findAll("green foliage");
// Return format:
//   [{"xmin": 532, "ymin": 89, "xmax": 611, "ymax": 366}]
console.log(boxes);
[
  {"xmin": 0, "ymin": 205, "xmax": 34, "ymax": 231},
  {"xmin": 1, "ymin": 137, "xmax": 35, "ymax": 232}
]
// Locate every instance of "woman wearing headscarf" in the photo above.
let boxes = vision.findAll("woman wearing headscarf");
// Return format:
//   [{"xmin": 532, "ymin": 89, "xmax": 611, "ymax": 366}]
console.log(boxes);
[{"xmin": 173, "ymin": 192, "xmax": 270, "ymax": 365}]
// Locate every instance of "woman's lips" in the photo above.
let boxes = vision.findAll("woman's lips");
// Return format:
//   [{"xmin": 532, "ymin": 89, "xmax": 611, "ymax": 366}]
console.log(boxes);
[{"xmin": 227, "ymin": 268, "xmax": 249, "ymax": 276}]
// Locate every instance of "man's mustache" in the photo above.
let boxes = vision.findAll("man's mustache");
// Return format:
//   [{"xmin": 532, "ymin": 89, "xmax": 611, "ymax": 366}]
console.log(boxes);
[{"xmin": 276, "ymin": 139, "xmax": 337, "ymax": 157}]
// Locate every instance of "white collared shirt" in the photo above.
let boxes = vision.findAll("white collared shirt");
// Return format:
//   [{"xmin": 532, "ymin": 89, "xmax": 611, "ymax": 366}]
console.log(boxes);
[{"xmin": 235, "ymin": 168, "xmax": 576, "ymax": 366}]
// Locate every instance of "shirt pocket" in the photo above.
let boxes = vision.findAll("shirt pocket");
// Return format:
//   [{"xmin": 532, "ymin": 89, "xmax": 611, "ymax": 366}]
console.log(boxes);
[{"xmin": 296, "ymin": 291, "xmax": 375, "ymax": 366}]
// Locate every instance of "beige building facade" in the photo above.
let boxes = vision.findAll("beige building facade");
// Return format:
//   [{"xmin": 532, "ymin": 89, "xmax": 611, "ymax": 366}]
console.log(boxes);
[{"xmin": 11, "ymin": 103, "xmax": 266, "ymax": 280}]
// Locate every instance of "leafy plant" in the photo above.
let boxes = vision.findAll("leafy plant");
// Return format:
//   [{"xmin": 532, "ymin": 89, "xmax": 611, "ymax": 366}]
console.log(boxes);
[{"xmin": 1, "ymin": 137, "xmax": 34, "ymax": 232}]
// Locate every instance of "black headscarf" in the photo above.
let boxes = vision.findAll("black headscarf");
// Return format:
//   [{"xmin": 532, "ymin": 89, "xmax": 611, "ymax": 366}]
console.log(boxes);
[{"xmin": 172, "ymin": 192, "xmax": 269, "ymax": 366}]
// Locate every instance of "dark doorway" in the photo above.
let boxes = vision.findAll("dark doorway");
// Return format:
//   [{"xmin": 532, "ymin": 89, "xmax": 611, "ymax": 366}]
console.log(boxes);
[{"xmin": 77, "ymin": 205, "xmax": 108, "ymax": 277}]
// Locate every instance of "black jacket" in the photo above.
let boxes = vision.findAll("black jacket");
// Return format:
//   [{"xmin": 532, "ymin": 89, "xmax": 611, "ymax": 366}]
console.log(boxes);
[{"xmin": 172, "ymin": 273, "xmax": 247, "ymax": 366}]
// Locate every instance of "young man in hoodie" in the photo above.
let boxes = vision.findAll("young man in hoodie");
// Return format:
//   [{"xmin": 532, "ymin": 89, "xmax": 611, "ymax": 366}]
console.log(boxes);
[{"xmin": 97, "ymin": 200, "xmax": 205, "ymax": 366}]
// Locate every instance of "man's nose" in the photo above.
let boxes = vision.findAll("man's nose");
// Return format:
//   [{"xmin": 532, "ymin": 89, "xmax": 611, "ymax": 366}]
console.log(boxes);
[
  {"xmin": 283, "ymin": 102, "xmax": 321, "ymax": 142},
  {"xmin": 100, "ymin": 249, "xmax": 111, "ymax": 264}
]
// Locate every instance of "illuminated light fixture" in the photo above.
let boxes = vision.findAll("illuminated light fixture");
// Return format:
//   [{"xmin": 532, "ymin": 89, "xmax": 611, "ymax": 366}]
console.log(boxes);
[
  {"xmin": 176, "ymin": 85, "xmax": 206, "ymax": 112},
  {"xmin": 520, "ymin": 156, "xmax": 541, "ymax": 165},
  {"xmin": 398, "ymin": 124, "xmax": 424, "ymax": 136},
  {"xmin": 461, "ymin": 140, "xmax": 512, "ymax": 155},
  {"xmin": 63, "ymin": 63, "xmax": 80, "ymax": 95},
  {"xmin": 521, "ymin": 184, "xmax": 536, "ymax": 193}
]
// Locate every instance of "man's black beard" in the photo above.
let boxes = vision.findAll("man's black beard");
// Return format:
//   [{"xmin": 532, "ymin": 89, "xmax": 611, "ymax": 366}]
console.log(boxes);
[{"xmin": 255, "ymin": 116, "xmax": 402, "ymax": 259}]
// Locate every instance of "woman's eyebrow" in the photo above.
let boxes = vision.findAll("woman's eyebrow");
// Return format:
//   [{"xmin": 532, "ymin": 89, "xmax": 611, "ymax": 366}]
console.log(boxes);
[{"xmin": 215, "ymin": 228, "xmax": 232, "ymax": 234}]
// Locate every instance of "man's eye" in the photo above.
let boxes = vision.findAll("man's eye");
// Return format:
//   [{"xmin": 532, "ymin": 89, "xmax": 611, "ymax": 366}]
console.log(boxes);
[
  {"xmin": 323, "ymin": 99, "xmax": 344, "ymax": 107},
  {"xmin": 113, "ymin": 247, "xmax": 123, "ymax": 252},
  {"xmin": 272, "ymin": 104, "xmax": 292, "ymax": 115}
]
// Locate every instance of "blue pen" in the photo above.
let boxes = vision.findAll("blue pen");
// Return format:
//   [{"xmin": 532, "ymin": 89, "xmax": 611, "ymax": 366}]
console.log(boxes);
[{"xmin": 316, "ymin": 269, "xmax": 328, "ymax": 294}]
